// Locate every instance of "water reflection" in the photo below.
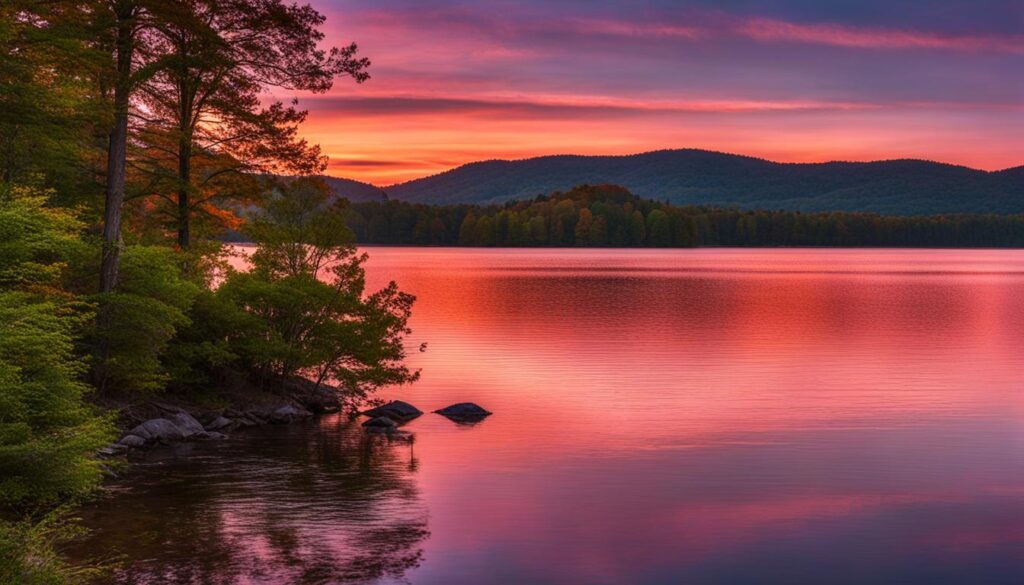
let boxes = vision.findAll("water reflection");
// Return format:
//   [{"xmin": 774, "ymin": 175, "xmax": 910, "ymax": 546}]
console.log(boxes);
[
  {"xmin": 69, "ymin": 417, "xmax": 428, "ymax": 584},
  {"xmin": 73, "ymin": 249, "xmax": 1024, "ymax": 584}
]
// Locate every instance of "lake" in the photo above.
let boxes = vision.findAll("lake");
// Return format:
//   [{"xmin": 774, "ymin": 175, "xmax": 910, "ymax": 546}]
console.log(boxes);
[{"xmin": 72, "ymin": 248, "xmax": 1024, "ymax": 584}]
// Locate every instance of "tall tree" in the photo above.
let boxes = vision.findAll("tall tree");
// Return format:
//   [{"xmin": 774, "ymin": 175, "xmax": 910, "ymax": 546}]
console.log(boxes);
[
  {"xmin": 0, "ymin": 1, "xmax": 101, "ymax": 191},
  {"xmin": 97, "ymin": 0, "xmax": 142, "ymax": 293},
  {"xmin": 135, "ymin": 0, "xmax": 369, "ymax": 249}
]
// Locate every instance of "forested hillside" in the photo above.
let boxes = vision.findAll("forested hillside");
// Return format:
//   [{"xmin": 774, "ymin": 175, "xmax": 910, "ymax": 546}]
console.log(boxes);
[{"xmin": 367, "ymin": 150, "xmax": 1024, "ymax": 215}]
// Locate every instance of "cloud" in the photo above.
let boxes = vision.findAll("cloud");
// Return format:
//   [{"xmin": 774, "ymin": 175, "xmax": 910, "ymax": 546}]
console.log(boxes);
[
  {"xmin": 327, "ymin": 159, "xmax": 411, "ymax": 168},
  {"xmin": 736, "ymin": 17, "xmax": 1024, "ymax": 53},
  {"xmin": 341, "ymin": 5, "xmax": 1024, "ymax": 55},
  {"xmin": 305, "ymin": 95, "xmax": 881, "ymax": 120}
]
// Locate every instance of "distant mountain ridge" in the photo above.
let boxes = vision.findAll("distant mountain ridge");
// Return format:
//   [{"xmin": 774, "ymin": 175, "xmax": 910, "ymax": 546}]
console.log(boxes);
[
  {"xmin": 317, "ymin": 175, "xmax": 388, "ymax": 202},
  {"xmin": 325, "ymin": 150, "xmax": 1024, "ymax": 216}
]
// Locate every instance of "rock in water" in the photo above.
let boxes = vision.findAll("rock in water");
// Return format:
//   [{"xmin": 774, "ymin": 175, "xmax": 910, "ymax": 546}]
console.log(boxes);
[
  {"xmin": 361, "ymin": 400, "xmax": 423, "ymax": 422},
  {"xmin": 117, "ymin": 434, "xmax": 146, "ymax": 448},
  {"xmin": 434, "ymin": 403, "xmax": 492, "ymax": 423},
  {"xmin": 362, "ymin": 416, "xmax": 399, "ymax": 433},
  {"xmin": 270, "ymin": 404, "xmax": 313, "ymax": 424},
  {"xmin": 168, "ymin": 411, "xmax": 206, "ymax": 438},
  {"xmin": 204, "ymin": 416, "xmax": 233, "ymax": 431},
  {"xmin": 127, "ymin": 418, "xmax": 186, "ymax": 442}
]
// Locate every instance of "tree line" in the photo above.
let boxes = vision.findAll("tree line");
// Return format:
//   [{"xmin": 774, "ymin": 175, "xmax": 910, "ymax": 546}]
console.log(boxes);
[
  {"xmin": 1, "ymin": 3, "xmax": 415, "ymax": 582},
  {"xmin": 347, "ymin": 185, "xmax": 1024, "ymax": 248}
]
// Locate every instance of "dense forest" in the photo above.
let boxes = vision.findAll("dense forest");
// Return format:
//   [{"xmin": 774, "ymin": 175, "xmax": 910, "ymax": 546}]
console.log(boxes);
[
  {"xmin": 0, "ymin": 3, "xmax": 418, "ymax": 582},
  {"xmin": 338, "ymin": 150, "xmax": 1024, "ymax": 215},
  {"xmin": 346, "ymin": 185, "xmax": 1024, "ymax": 248}
]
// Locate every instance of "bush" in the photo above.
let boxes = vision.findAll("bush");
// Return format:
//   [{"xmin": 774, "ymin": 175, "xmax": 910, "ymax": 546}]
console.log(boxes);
[
  {"xmin": 91, "ymin": 246, "xmax": 200, "ymax": 394},
  {"xmin": 0, "ymin": 185, "xmax": 114, "ymax": 583},
  {"xmin": 173, "ymin": 177, "xmax": 419, "ymax": 408}
]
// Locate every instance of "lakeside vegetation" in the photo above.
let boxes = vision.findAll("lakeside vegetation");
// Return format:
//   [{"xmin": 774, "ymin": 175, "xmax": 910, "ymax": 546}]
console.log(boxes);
[
  {"xmin": 0, "ymin": 2, "xmax": 418, "ymax": 582},
  {"xmin": 346, "ymin": 185, "xmax": 1024, "ymax": 248}
]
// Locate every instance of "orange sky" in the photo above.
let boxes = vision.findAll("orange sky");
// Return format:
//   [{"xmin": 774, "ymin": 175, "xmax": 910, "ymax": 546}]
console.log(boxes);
[{"xmin": 291, "ymin": 1, "xmax": 1024, "ymax": 186}]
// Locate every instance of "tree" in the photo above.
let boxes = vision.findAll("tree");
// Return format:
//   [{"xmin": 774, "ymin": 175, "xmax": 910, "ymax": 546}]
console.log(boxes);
[
  {"xmin": 0, "ymin": 1, "xmax": 100, "ymax": 192},
  {"xmin": 574, "ymin": 208, "xmax": 592, "ymax": 245},
  {"xmin": 458, "ymin": 213, "xmax": 477, "ymax": 245},
  {"xmin": 528, "ymin": 216, "xmax": 547, "ymax": 244},
  {"xmin": 217, "ymin": 178, "xmax": 418, "ymax": 406},
  {"xmin": 473, "ymin": 215, "xmax": 495, "ymax": 246},
  {"xmin": 589, "ymin": 215, "xmax": 608, "ymax": 246},
  {"xmin": 135, "ymin": 0, "xmax": 370, "ymax": 249},
  {"xmin": 628, "ymin": 209, "xmax": 646, "ymax": 245},
  {"xmin": 90, "ymin": 245, "xmax": 200, "ymax": 393},
  {"xmin": 646, "ymin": 209, "xmax": 670, "ymax": 247},
  {"xmin": 0, "ymin": 185, "xmax": 114, "ymax": 583},
  {"xmin": 97, "ymin": 0, "xmax": 149, "ymax": 293}
]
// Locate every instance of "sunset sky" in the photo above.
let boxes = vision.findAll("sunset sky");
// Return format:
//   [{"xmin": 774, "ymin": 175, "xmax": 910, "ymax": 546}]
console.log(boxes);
[{"xmin": 285, "ymin": 0, "xmax": 1024, "ymax": 185}]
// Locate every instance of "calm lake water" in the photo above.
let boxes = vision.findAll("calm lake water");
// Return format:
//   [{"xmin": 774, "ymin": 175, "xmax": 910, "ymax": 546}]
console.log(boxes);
[{"xmin": 72, "ymin": 248, "xmax": 1024, "ymax": 584}]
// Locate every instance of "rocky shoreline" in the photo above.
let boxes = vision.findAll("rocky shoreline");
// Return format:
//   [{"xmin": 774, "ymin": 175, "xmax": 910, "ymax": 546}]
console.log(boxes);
[{"xmin": 97, "ymin": 377, "xmax": 344, "ymax": 457}]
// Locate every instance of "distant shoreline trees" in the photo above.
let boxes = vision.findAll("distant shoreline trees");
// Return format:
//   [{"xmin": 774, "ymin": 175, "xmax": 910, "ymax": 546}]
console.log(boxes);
[{"xmin": 343, "ymin": 185, "xmax": 1024, "ymax": 249}]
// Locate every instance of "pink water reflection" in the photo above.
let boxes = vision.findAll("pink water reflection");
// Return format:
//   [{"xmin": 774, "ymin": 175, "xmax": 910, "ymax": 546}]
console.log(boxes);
[
  {"xmin": 80, "ymin": 247, "xmax": 1024, "ymax": 584},
  {"xmin": 359, "ymin": 248, "xmax": 1024, "ymax": 584}
]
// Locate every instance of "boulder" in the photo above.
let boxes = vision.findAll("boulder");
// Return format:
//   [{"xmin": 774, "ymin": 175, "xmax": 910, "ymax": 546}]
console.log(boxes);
[
  {"xmin": 191, "ymin": 431, "xmax": 228, "ymax": 441},
  {"xmin": 169, "ymin": 411, "xmax": 206, "ymax": 438},
  {"xmin": 204, "ymin": 416, "xmax": 233, "ymax": 431},
  {"xmin": 245, "ymin": 411, "xmax": 269, "ymax": 425},
  {"xmin": 117, "ymin": 434, "xmax": 146, "ymax": 448},
  {"xmin": 281, "ymin": 378, "xmax": 343, "ymax": 413},
  {"xmin": 361, "ymin": 400, "xmax": 422, "ymax": 422},
  {"xmin": 270, "ymin": 404, "xmax": 312, "ymax": 424},
  {"xmin": 362, "ymin": 416, "xmax": 398, "ymax": 431},
  {"xmin": 434, "ymin": 403, "xmax": 492, "ymax": 423},
  {"xmin": 232, "ymin": 417, "xmax": 258, "ymax": 428},
  {"xmin": 127, "ymin": 418, "xmax": 186, "ymax": 442}
]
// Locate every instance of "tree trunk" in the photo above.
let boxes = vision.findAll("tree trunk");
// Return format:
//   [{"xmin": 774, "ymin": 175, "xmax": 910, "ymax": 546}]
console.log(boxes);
[
  {"xmin": 99, "ymin": 4, "xmax": 135, "ymax": 293},
  {"xmin": 176, "ymin": 136, "xmax": 191, "ymax": 248}
]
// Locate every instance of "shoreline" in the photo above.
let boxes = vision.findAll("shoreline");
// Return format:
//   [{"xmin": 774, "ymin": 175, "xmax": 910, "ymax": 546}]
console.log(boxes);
[{"xmin": 95, "ymin": 377, "xmax": 346, "ymax": 458}]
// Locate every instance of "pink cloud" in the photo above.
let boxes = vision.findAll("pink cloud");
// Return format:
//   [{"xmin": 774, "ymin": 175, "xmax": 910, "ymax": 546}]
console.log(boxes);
[{"xmin": 737, "ymin": 17, "xmax": 1024, "ymax": 53}]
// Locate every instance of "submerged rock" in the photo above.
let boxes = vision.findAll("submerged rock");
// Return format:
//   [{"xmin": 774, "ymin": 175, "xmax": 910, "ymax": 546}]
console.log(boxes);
[
  {"xmin": 204, "ymin": 416, "xmax": 233, "ymax": 431},
  {"xmin": 362, "ymin": 416, "xmax": 399, "ymax": 432},
  {"xmin": 128, "ymin": 418, "xmax": 186, "ymax": 442},
  {"xmin": 117, "ymin": 434, "xmax": 146, "ymax": 448},
  {"xmin": 362, "ymin": 400, "xmax": 423, "ymax": 422},
  {"xmin": 270, "ymin": 404, "xmax": 312, "ymax": 424},
  {"xmin": 434, "ymin": 403, "xmax": 492, "ymax": 423},
  {"xmin": 231, "ymin": 416, "xmax": 258, "ymax": 428}
]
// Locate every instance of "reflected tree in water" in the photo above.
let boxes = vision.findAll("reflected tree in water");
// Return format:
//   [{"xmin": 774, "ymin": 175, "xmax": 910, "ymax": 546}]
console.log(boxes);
[{"xmin": 67, "ymin": 417, "xmax": 429, "ymax": 584}]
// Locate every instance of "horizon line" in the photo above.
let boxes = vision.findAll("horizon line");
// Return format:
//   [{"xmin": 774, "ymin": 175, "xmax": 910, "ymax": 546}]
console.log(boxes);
[{"xmin": 320, "ymin": 147, "xmax": 1024, "ymax": 189}]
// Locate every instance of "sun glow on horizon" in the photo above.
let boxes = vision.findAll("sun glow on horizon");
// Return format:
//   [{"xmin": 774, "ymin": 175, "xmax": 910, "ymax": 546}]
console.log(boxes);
[{"xmin": 298, "ymin": 0, "xmax": 1023, "ymax": 186}]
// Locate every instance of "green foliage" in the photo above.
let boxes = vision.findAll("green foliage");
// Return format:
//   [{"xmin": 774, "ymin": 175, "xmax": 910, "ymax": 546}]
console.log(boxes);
[
  {"xmin": 91, "ymin": 246, "xmax": 200, "ymax": 394},
  {"xmin": 161, "ymin": 289, "xmax": 244, "ymax": 392},
  {"xmin": 348, "ymin": 184, "xmax": 1024, "ymax": 248},
  {"xmin": 0, "ymin": 510, "xmax": 105, "ymax": 585},
  {"xmin": 0, "ymin": 185, "xmax": 85, "ymax": 289},
  {"xmin": 0, "ymin": 185, "xmax": 113, "ymax": 517},
  {"xmin": 0, "ymin": 294, "xmax": 112, "ymax": 509},
  {"xmin": 198, "ymin": 179, "xmax": 418, "ymax": 407},
  {"xmin": 0, "ymin": 183, "xmax": 115, "ymax": 585},
  {"xmin": 0, "ymin": 2, "xmax": 104, "ymax": 197}
]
